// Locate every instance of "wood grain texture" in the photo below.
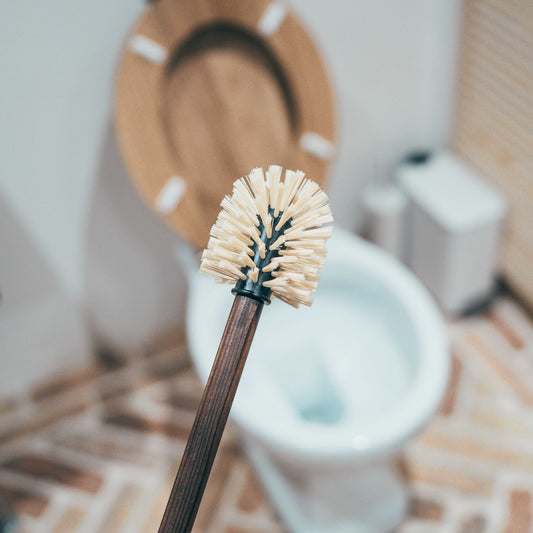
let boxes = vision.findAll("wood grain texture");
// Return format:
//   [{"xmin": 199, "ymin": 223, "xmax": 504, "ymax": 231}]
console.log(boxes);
[
  {"xmin": 114, "ymin": 0, "xmax": 335, "ymax": 249},
  {"xmin": 453, "ymin": 0, "xmax": 533, "ymax": 308},
  {"xmin": 158, "ymin": 295, "xmax": 263, "ymax": 533},
  {"xmin": 163, "ymin": 25, "xmax": 294, "ymax": 208}
]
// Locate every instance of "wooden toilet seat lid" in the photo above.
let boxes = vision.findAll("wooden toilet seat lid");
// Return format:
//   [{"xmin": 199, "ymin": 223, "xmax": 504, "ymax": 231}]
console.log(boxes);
[{"xmin": 115, "ymin": 0, "xmax": 336, "ymax": 249}]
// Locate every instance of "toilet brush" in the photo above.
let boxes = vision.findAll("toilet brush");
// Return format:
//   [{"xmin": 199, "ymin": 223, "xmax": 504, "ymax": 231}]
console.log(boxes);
[{"xmin": 158, "ymin": 165, "xmax": 333, "ymax": 533}]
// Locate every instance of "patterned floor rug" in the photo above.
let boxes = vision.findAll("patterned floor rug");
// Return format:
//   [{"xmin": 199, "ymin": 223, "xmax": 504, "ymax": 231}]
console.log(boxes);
[{"xmin": 1, "ymin": 296, "xmax": 533, "ymax": 532}]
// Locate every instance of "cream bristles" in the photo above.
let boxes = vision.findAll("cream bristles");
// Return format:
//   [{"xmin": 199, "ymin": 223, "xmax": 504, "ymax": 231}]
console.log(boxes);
[{"xmin": 199, "ymin": 165, "xmax": 333, "ymax": 307}]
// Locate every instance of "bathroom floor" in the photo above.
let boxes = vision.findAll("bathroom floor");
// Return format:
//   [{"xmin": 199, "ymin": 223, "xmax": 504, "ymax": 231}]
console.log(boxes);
[{"xmin": 1, "ymin": 295, "xmax": 533, "ymax": 533}]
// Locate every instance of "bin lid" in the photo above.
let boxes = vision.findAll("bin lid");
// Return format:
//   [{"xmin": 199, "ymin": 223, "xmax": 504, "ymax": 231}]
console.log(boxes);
[{"xmin": 399, "ymin": 151, "xmax": 506, "ymax": 233}]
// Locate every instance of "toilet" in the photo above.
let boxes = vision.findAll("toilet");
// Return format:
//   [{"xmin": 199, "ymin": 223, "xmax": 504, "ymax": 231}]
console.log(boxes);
[
  {"xmin": 187, "ymin": 226, "xmax": 448, "ymax": 532},
  {"xmin": 114, "ymin": 1, "xmax": 449, "ymax": 531}
]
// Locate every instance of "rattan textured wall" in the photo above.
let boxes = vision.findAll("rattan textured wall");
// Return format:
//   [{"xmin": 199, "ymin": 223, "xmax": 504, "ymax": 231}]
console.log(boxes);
[{"xmin": 454, "ymin": 0, "xmax": 533, "ymax": 307}]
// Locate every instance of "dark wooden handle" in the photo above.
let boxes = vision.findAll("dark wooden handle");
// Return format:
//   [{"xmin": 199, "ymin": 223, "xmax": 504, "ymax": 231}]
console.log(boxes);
[{"xmin": 158, "ymin": 294, "xmax": 263, "ymax": 533}]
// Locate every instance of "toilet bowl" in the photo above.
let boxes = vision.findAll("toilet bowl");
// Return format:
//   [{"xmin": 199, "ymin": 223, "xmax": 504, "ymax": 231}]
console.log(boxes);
[{"xmin": 187, "ymin": 226, "xmax": 449, "ymax": 532}]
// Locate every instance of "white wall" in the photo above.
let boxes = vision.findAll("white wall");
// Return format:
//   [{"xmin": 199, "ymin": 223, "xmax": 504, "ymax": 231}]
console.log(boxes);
[
  {"xmin": 291, "ymin": 0, "xmax": 462, "ymax": 229},
  {"xmin": 0, "ymin": 0, "xmax": 145, "ymax": 297},
  {"xmin": 0, "ymin": 0, "xmax": 461, "ymax": 392}
]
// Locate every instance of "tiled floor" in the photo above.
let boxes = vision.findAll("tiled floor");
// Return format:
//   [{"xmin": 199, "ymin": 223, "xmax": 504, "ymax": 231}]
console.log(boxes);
[{"xmin": 1, "ymin": 296, "xmax": 533, "ymax": 532}]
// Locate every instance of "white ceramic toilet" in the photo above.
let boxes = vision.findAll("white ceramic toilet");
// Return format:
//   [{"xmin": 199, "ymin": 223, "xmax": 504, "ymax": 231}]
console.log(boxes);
[
  {"xmin": 187, "ymin": 226, "xmax": 449, "ymax": 533},
  {"xmin": 113, "ymin": 1, "xmax": 449, "ymax": 530}
]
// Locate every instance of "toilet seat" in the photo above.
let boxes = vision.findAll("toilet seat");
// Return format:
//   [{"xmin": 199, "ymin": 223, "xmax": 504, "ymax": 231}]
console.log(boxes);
[{"xmin": 115, "ymin": 0, "xmax": 336, "ymax": 249}]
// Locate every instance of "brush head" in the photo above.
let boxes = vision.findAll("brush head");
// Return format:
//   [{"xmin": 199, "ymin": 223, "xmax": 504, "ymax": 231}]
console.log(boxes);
[{"xmin": 200, "ymin": 166, "xmax": 333, "ymax": 307}]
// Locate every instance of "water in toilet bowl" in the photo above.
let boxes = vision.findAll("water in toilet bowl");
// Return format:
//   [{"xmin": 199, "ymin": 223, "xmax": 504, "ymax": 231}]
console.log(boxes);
[
  {"xmin": 239, "ymin": 270, "xmax": 415, "ymax": 433},
  {"xmin": 266, "ymin": 337, "xmax": 345, "ymax": 425}
]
